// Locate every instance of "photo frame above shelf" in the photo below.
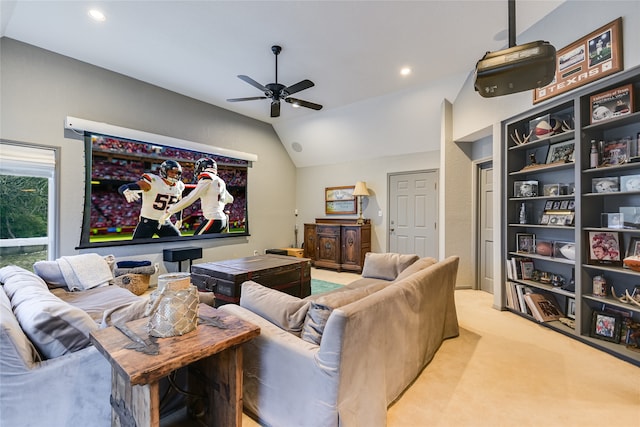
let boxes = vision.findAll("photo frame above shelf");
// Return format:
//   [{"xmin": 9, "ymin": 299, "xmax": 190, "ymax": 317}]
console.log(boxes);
[
  {"xmin": 534, "ymin": 17, "xmax": 623, "ymax": 103},
  {"xmin": 325, "ymin": 186, "xmax": 356, "ymax": 215}
]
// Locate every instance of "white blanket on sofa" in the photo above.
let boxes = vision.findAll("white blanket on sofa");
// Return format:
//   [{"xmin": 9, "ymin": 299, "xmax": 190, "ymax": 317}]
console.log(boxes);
[{"xmin": 58, "ymin": 254, "xmax": 113, "ymax": 291}]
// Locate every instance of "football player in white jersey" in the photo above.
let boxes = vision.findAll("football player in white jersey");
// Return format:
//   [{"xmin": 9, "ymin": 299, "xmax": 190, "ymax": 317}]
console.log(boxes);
[
  {"xmin": 118, "ymin": 160, "xmax": 185, "ymax": 239},
  {"xmin": 159, "ymin": 158, "xmax": 233, "ymax": 234}
]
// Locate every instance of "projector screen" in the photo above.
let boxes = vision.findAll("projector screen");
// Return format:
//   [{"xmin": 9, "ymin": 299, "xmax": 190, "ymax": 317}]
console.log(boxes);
[{"xmin": 78, "ymin": 131, "xmax": 250, "ymax": 248}]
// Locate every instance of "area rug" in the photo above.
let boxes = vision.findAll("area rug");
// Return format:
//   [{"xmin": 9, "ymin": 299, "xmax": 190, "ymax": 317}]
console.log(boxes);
[{"xmin": 311, "ymin": 279, "xmax": 344, "ymax": 295}]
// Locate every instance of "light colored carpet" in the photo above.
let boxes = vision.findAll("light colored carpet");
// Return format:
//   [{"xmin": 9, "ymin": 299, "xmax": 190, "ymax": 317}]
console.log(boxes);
[{"xmin": 241, "ymin": 270, "xmax": 640, "ymax": 426}]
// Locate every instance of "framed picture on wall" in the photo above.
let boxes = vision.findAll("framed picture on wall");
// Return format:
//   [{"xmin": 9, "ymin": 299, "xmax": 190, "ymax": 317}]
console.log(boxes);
[{"xmin": 325, "ymin": 186, "xmax": 356, "ymax": 214}]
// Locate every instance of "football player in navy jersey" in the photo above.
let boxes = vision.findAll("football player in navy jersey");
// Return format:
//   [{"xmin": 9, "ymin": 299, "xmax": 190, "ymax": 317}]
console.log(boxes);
[
  {"xmin": 118, "ymin": 160, "xmax": 185, "ymax": 238},
  {"xmin": 159, "ymin": 158, "xmax": 233, "ymax": 234}
]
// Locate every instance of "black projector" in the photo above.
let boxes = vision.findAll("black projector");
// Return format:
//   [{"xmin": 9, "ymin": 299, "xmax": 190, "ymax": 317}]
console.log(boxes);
[{"xmin": 474, "ymin": 40, "xmax": 556, "ymax": 98}]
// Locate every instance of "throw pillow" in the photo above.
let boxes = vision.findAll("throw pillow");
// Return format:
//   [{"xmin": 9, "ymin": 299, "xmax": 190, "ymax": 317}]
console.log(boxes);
[
  {"xmin": 34, "ymin": 254, "xmax": 116, "ymax": 289},
  {"xmin": 300, "ymin": 286, "xmax": 372, "ymax": 345},
  {"xmin": 300, "ymin": 302, "xmax": 331, "ymax": 345},
  {"xmin": 240, "ymin": 281, "xmax": 310, "ymax": 335},
  {"xmin": 361, "ymin": 252, "xmax": 420, "ymax": 281},
  {"xmin": 33, "ymin": 260, "xmax": 67, "ymax": 288},
  {"xmin": 0, "ymin": 266, "xmax": 98, "ymax": 359},
  {"xmin": 0, "ymin": 284, "xmax": 40, "ymax": 368},
  {"xmin": 394, "ymin": 257, "xmax": 438, "ymax": 282}
]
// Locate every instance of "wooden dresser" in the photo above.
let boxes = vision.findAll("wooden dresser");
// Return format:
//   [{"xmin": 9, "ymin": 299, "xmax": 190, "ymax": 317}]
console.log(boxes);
[{"xmin": 303, "ymin": 218, "xmax": 371, "ymax": 273}]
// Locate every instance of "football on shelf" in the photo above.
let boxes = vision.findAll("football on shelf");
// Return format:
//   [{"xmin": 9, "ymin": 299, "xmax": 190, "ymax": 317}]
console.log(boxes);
[{"xmin": 623, "ymin": 256, "xmax": 640, "ymax": 271}]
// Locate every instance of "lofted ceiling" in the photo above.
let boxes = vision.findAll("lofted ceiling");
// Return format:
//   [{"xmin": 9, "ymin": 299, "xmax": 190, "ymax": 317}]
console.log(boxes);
[{"xmin": 1, "ymin": 0, "xmax": 565, "ymax": 167}]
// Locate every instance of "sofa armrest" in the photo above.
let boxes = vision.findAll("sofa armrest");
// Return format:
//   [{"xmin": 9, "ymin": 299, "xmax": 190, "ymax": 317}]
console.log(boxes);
[
  {"xmin": 219, "ymin": 304, "xmax": 341, "ymax": 426},
  {"xmin": 0, "ymin": 345, "xmax": 112, "ymax": 426}
]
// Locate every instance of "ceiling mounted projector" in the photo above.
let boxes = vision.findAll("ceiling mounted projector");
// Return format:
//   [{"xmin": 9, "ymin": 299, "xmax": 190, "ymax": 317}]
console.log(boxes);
[{"xmin": 474, "ymin": 40, "xmax": 556, "ymax": 97}]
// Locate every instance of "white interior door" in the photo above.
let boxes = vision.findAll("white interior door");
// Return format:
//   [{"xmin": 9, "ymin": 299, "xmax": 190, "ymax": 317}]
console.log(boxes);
[
  {"xmin": 388, "ymin": 171, "xmax": 438, "ymax": 258},
  {"xmin": 478, "ymin": 162, "xmax": 494, "ymax": 293}
]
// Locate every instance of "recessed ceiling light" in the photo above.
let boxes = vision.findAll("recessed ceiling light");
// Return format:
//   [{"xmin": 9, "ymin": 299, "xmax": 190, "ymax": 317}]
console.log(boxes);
[
  {"xmin": 88, "ymin": 9, "xmax": 106, "ymax": 22},
  {"xmin": 400, "ymin": 67, "xmax": 412, "ymax": 76}
]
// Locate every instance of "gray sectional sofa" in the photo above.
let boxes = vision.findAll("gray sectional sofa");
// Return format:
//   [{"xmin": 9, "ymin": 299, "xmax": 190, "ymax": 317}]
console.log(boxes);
[
  {"xmin": 220, "ymin": 253, "xmax": 460, "ymax": 427},
  {"xmin": 0, "ymin": 264, "xmax": 148, "ymax": 427}
]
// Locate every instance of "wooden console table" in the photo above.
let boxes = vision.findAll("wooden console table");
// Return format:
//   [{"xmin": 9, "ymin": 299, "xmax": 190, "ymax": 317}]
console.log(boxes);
[
  {"xmin": 303, "ymin": 218, "xmax": 371, "ymax": 273},
  {"xmin": 90, "ymin": 304, "xmax": 260, "ymax": 427}
]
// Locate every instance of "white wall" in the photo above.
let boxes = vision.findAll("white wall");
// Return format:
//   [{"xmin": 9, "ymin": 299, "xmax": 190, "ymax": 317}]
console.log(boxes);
[
  {"xmin": 0, "ymin": 38, "xmax": 297, "ymax": 273},
  {"xmin": 296, "ymin": 151, "xmax": 440, "ymax": 253}
]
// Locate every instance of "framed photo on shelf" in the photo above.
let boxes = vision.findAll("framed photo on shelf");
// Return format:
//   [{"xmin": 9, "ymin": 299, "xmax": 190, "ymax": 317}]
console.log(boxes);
[
  {"xmin": 590, "ymin": 83, "xmax": 634, "ymax": 124},
  {"xmin": 548, "ymin": 214, "xmax": 567, "ymax": 226},
  {"xmin": 544, "ymin": 200, "xmax": 554, "ymax": 210},
  {"xmin": 540, "ymin": 214, "xmax": 550, "ymax": 225},
  {"xmin": 516, "ymin": 233, "xmax": 535, "ymax": 254},
  {"xmin": 625, "ymin": 319, "xmax": 640, "ymax": 352},
  {"xmin": 546, "ymin": 141, "xmax": 575, "ymax": 164},
  {"xmin": 564, "ymin": 213, "xmax": 575, "ymax": 226},
  {"xmin": 325, "ymin": 186, "xmax": 356, "ymax": 215},
  {"xmin": 590, "ymin": 310, "xmax": 622, "ymax": 343},
  {"xmin": 587, "ymin": 231, "xmax": 622, "ymax": 266},
  {"xmin": 625, "ymin": 236, "xmax": 640, "ymax": 258},
  {"xmin": 566, "ymin": 297, "xmax": 576, "ymax": 320},
  {"xmin": 592, "ymin": 176, "xmax": 620, "ymax": 193}
]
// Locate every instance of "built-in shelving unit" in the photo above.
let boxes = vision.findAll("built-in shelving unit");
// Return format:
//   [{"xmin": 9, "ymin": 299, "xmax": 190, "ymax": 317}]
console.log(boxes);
[{"xmin": 501, "ymin": 65, "xmax": 640, "ymax": 366}]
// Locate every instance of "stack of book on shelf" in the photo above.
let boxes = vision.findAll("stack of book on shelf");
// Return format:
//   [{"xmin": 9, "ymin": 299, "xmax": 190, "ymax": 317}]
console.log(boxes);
[
  {"xmin": 505, "ymin": 281, "xmax": 534, "ymax": 315},
  {"xmin": 505, "ymin": 257, "xmax": 534, "ymax": 281}
]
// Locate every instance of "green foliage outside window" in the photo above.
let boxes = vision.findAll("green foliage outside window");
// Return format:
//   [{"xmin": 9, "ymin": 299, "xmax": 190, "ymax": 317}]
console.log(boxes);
[{"xmin": 0, "ymin": 174, "xmax": 48, "ymax": 239}]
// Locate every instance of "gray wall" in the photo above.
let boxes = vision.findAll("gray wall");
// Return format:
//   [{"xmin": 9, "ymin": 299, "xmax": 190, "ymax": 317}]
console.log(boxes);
[{"xmin": 0, "ymin": 38, "xmax": 297, "ymax": 273}]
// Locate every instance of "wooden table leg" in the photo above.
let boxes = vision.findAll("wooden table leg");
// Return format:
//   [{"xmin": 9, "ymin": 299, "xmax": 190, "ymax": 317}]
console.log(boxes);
[
  {"xmin": 110, "ymin": 369, "xmax": 160, "ymax": 427},
  {"xmin": 188, "ymin": 345, "xmax": 243, "ymax": 427}
]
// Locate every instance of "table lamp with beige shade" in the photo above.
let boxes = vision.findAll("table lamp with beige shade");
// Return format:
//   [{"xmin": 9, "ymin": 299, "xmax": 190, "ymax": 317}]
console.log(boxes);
[{"xmin": 352, "ymin": 181, "xmax": 370, "ymax": 225}]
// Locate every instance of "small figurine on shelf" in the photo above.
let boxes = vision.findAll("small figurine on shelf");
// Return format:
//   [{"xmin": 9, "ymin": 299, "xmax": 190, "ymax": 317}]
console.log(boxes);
[
  {"xmin": 529, "ymin": 153, "xmax": 537, "ymax": 165},
  {"xmin": 590, "ymin": 140, "xmax": 599, "ymax": 168},
  {"xmin": 519, "ymin": 203, "xmax": 527, "ymax": 224}
]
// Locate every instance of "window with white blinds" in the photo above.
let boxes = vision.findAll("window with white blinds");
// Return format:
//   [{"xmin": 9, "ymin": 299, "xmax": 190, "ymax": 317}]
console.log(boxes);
[{"xmin": 0, "ymin": 141, "xmax": 58, "ymax": 267}]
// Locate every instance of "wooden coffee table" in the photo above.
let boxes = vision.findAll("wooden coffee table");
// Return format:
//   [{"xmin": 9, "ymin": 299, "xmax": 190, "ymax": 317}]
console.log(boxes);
[
  {"xmin": 191, "ymin": 254, "xmax": 311, "ymax": 306},
  {"xmin": 90, "ymin": 304, "xmax": 260, "ymax": 427}
]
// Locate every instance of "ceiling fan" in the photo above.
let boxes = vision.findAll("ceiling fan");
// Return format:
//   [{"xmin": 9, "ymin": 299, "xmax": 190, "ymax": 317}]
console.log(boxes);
[{"xmin": 227, "ymin": 45, "xmax": 323, "ymax": 118}]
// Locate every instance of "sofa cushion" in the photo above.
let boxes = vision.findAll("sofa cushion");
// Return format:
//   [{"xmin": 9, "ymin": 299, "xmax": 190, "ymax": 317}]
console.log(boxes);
[
  {"xmin": 240, "ymin": 281, "xmax": 310, "ymax": 335},
  {"xmin": 361, "ymin": 252, "xmax": 420, "ymax": 281},
  {"xmin": 0, "ymin": 284, "xmax": 40, "ymax": 369},
  {"xmin": 301, "ymin": 286, "xmax": 375, "ymax": 345},
  {"xmin": 51, "ymin": 285, "xmax": 148, "ymax": 327},
  {"xmin": 394, "ymin": 257, "xmax": 438, "ymax": 281},
  {"xmin": 0, "ymin": 266, "xmax": 98, "ymax": 359}
]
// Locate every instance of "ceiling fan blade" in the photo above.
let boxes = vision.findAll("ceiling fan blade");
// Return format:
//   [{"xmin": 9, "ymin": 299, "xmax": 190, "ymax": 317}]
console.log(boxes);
[
  {"xmin": 237, "ymin": 75, "xmax": 270, "ymax": 94},
  {"xmin": 227, "ymin": 96, "xmax": 268, "ymax": 102},
  {"xmin": 284, "ymin": 79, "xmax": 314, "ymax": 96},
  {"xmin": 271, "ymin": 101, "xmax": 281, "ymax": 118},
  {"xmin": 285, "ymin": 97, "xmax": 323, "ymax": 111}
]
